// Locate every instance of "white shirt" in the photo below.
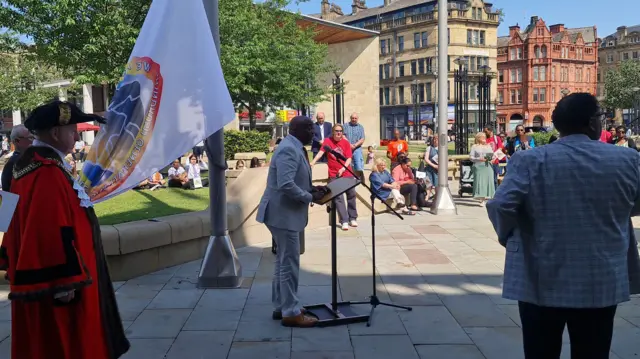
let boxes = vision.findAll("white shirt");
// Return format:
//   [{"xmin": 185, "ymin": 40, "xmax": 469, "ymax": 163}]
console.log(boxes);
[
  {"xmin": 186, "ymin": 164, "xmax": 200, "ymax": 180},
  {"xmin": 74, "ymin": 140, "xmax": 85, "ymax": 150},
  {"xmin": 319, "ymin": 122, "xmax": 325, "ymax": 140},
  {"xmin": 196, "ymin": 141, "xmax": 204, "ymax": 147},
  {"xmin": 168, "ymin": 166, "xmax": 185, "ymax": 178}
]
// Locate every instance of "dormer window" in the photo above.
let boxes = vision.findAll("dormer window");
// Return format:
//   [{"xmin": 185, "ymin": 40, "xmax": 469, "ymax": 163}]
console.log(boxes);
[{"xmin": 608, "ymin": 40, "xmax": 614, "ymax": 46}]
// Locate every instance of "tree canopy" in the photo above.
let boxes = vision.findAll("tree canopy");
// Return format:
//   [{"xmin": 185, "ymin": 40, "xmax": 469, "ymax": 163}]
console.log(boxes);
[
  {"xmin": 603, "ymin": 60, "xmax": 640, "ymax": 111},
  {"xmin": 0, "ymin": 32, "xmax": 63, "ymax": 113},
  {"xmin": 1, "ymin": 0, "xmax": 332, "ymax": 129}
]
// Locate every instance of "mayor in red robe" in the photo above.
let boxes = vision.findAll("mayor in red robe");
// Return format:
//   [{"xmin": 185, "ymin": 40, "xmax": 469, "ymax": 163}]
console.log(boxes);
[{"xmin": 0, "ymin": 100, "xmax": 130, "ymax": 359}]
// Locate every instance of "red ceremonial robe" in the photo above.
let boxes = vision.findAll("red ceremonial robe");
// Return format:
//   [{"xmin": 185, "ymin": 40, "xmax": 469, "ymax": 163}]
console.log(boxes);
[{"xmin": 0, "ymin": 147, "xmax": 130, "ymax": 359}]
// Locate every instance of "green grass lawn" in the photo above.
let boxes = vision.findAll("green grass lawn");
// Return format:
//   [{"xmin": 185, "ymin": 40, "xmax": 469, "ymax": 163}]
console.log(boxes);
[{"xmin": 94, "ymin": 187, "xmax": 210, "ymax": 225}]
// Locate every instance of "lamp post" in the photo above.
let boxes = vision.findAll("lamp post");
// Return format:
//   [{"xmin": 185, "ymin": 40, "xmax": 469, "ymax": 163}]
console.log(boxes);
[
  {"xmin": 478, "ymin": 65, "xmax": 492, "ymax": 132},
  {"xmin": 632, "ymin": 87, "xmax": 640, "ymax": 135},
  {"xmin": 332, "ymin": 71, "xmax": 345, "ymax": 125},
  {"xmin": 411, "ymin": 78, "xmax": 419, "ymax": 140},
  {"xmin": 453, "ymin": 57, "xmax": 469, "ymax": 155}
]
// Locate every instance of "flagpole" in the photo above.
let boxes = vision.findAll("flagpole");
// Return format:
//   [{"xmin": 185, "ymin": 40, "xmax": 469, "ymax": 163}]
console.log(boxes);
[{"xmin": 198, "ymin": 0, "xmax": 243, "ymax": 288}]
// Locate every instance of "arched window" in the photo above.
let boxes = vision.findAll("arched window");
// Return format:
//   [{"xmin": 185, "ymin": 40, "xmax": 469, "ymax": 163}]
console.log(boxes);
[
  {"xmin": 541, "ymin": 45, "xmax": 547, "ymax": 58},
  {"xmin": 534, "ymin": 45, "xmax": 541, "ymax": 59}
]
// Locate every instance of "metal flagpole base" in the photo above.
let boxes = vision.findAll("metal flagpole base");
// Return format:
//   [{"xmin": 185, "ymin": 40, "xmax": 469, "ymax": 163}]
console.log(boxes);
[
  {"xmin": 197, "ymin": 234, "xmax": 243, "ymax": 288},
  {"xmin": 430, "ymin": 185, "xmax": 457, "ymax": 215}
]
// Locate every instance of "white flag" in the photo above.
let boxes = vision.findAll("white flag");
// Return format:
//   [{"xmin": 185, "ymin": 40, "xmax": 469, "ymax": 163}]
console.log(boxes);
[{"xmin": 79, "ymin": 0, "xmax": 234, "ymax": 203}]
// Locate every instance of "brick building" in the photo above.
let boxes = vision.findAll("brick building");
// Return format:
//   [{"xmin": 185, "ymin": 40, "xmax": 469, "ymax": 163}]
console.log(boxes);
[{"xmin": 496, "ymin": 16, "xmax": 598, "ymax": 132}]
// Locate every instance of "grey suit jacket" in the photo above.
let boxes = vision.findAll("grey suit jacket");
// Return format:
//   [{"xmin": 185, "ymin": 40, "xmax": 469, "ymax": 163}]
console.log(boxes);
[
  {"xmin": 487, "ymin": 134, "xmax": 640, "ymax": 308},
  {"xmin": 256, "ymin": 135, "xmax": 313, "ymax": 232}
]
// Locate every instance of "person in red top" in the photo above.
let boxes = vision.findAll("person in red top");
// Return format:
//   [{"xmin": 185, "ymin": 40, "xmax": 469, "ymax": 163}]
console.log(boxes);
[
  {"xmin": 391, "ymin": 157, "xmax": 421, "ymax": 212},
  {"xmin": 386, "ymin": 129, "xmax": 409, "ymax": 168},
  {"xmin": 484, "ymin": 127, "xmax": 502, "ymax": 188},
  {"xmin": 600, "ymin": 128, "xmax": 613, "ymax": 143},
  {"xmin": 311, "ymin": 124, "xmax": 358, "ymax": 231}
]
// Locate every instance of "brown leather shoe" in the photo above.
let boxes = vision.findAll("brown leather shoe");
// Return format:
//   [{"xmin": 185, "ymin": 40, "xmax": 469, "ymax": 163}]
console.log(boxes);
[
  {"xmin": 281, "ymin": 313, "xmax": 318, "ymax": 328},
  {"xmin": 273, "ymin": 308, "xmax": 311, "ymax": 320}
]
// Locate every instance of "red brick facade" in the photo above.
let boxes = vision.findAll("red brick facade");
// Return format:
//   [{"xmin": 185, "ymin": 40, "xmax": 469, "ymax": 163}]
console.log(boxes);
[{"xmin": 496, "ymin": 17, "xmax": 598, "ymax": 132}]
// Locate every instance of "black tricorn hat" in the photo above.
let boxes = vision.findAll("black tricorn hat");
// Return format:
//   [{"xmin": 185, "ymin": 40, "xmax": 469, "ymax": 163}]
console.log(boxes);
[{"xmin": 24, "ymin": 100, "xmax": 106, "ymax": 132}]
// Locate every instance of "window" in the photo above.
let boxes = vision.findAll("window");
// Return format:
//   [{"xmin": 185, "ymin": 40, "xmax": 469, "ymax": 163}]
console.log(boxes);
[
  {"xmin": 397, "ymin": 36, "xmax": 404, "ymax": 52},
  {"xmin": 510, "ymin": 89, "xmax": 516, "ymax": 104},
  {"xmin": 380, "ymin": 39, "xmax": 388, "ymax": 55},
  {"xmin": 379, "ymin": 65, "xmax": 383, "ymax": 80},
  {"xmin": 418, "ymin": 59, "xmax": 425, "ymax": 74},
  {"xmin": 499, "ymin": 70, "xmax": 504, "ymax": 83},
  {"xmin": 517, "ymin": 68, "xmax": 522, "ymax": 83},
  {"xmin": 480, "ymin": 31, "xmax": 485, "ymax": 45},
  {"xmin": 541, "ymin": 45, "xmax": 547, "ymax": 58},
  {"xmin": 467, "ymin": 30, "xmax": 473, "ymax": 45},
  {"xmin": 607, "ymin": 53, "xmax": 614, "ymax": 63},
  {"xmin": 517, "ymin": 48, "xmax": 523, "ymax": 59},
  {"xmin": 421, "ymin": 32, "xmax": 428, "ymax": 48},
  {"xmin": 535, "ymin": 46, "xmax": 541, "ymax": 59},
  {"xmin": 539, "ymin": 88, "xmax": 546, "ymax": 103},
  {"xmin": 411, "ymin": 84, "xmax": 417, "ymax": 103},
  {"xmin": 426, "ymin": 57, "xmax": 434, "ymax": 73},
  {"xmin": 447, "ymin": 28, "xmax": 450, "ymax": 44},
  {"xmin": 552, "ymin": 88, "xmax": 556, "ymax": 102},
  {"xmin": 473, "ymin": 30, "xmax": 479, "ymax": 45},
  {"xmin": 533, "ymin": 67, "xmax": 539, "ymax": 81},
  {"xmin": 426, "ymin": 83, "xmax": 432, "ymax": 102},
  {"xmin": 418, "ymin": 83, "xmax": 425, "ymax": 102},
  {"xmin": 448, "ymin": 55, "xmax": 451, "ymax": 72},
  {"xmin": 472, "ymin": 7, "xmax": 476, "ymax": 19},
  {"xmin": 398, "ymin": 86, "xmax": 405, "ymax": 104},
  {"xmin": 540, "ymin": 66, "xmax": 546, "ymax": 81},
  {"xmin": 552, "ymin": 66, "xmax": 556, "ymax": 81},
  {"xmin": 624, "ymin": 52, "xmax": 630, "ymax": 61},
  {"xmin": 517, "ymin": 89, "xmax": 522, "ymax": 104},
  {"xmin": 470, "ymin": 84, "xmax": 478, "ymax": 100},
  {"xmin": 384, "ymin": 64, "xmax": 390, "ymax": 79},
  {"xmin": 470, "ymin": 56, "xmax": 476, "ymax": 72},
  {"xmin": 533, "ymin": 88, "xmax": 539, "ymax": 103},
  {"xmin": 384, "ymin": 87, "xmax": 390, "ymax": 105},
  {"xmin": 537, "ymin": 28, "xmax": 543, "ymax": 36},
  {"xmin": 634, "ymin": 51, "xmax": 639, "ymax": 59},
  {"xmin": 398, "ymin": 62, "xmax": 405, "ymax": 77},
  {"xmin": 498, "ymin": 91, "xmax": 504, "ymax": 105},
  {"xmin": 510, "ymin": 69, "xmax": 516, "ymax": 83},
  {"xmin": 411, "ymin": 60, "xmax": 417, "ymax": 75},
  {"xmin": 510, "ymin": 48, "xmax": 516, "ymax": 60},
  {"xmin": 586, "ymin": 68, "xmax": 590, "ymax": 82},
  {"xmin": 414, "ymin": 33, "xmax": 420, "ymax": 48},
  {"xmin": 379, "ymin": 88, "xmax": 383, "ymax": 105},
  {"xmin": 576, "ymin": 68, "xmax": 582, "ymax": 82}
]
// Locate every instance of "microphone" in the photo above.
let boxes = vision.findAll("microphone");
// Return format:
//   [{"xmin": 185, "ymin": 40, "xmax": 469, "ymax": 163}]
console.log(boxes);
[{"xmin": 323, "ymin": 145, "xmax": 348, "ymax": 162}]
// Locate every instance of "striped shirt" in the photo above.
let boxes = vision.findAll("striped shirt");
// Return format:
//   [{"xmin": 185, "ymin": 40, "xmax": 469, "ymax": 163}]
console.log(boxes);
[{"xmin": 343, "ymin": 122, "xmax": 365, "ymax": 145}]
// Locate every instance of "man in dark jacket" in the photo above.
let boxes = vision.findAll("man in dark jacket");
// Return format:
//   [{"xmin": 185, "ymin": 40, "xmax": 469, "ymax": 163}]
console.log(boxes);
[{"xmin": 1, "ymin": 124, "xmax": 33, "ymax": 192}]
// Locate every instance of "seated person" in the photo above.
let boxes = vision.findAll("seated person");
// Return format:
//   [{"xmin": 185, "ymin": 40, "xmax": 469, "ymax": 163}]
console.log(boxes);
[
  {"xmin": 369, "ymin": 158, "xmax": 415, "ymax": 215},
  {"xmin": 236, "ymin": 159, "xmax": 245, "ymax": 170},
  {"xmin": 136, "ymin": 172, "xmax": 167, "ymax": 190},
  {"xmin": 73, "ymin": 139, "xmax": 85, "ymax": 162},
  {"xmin": 168, "ymin": 159, "xmax": 189, "ymax": 188},
  {"xmin": 391, "ymin": 157, "xmax": 421, "ymax": 212},
  {"xmin": 250, "ymin": 157, "xmax": 262, "ymax": 168},
  {"xmin": 186, "ymin": 154, "xmax": 209, "ymax": 189}
]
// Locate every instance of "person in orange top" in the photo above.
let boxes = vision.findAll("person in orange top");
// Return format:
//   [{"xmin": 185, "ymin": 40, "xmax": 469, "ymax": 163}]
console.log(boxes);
[{"xmin": 386, "ymin": 129, "xmax": 409, "ymax": 168}]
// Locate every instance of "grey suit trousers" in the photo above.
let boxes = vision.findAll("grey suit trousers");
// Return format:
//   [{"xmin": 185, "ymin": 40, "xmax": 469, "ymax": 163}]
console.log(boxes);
[{"xmin": 268, "ymin": 225, "xmax": 302, "ymax": 317}]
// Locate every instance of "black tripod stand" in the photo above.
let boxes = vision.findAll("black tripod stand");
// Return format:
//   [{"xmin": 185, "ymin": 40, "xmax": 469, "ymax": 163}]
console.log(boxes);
[{"xmin": 325, "ymin": 151, "xmax": 412, "ymax": 326}]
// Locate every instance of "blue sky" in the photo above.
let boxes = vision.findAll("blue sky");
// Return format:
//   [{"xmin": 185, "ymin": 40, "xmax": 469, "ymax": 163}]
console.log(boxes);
[{"xmin": 291, "ymin": 0, "xmax": 639, "ymax": 38}]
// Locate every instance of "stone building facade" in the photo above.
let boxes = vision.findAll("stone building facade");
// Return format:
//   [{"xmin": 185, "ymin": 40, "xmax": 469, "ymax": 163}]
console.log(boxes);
[
  {"xmin": 315, "ymin": 0, "xmax": 500, "ymax": 140},
  {"xmin": 597, "ymin": 24, "xmax": 640, "ymax": 123},
  {"xmin": 497, "ymin": 17, "xmax": 598, "ymax": 132}
]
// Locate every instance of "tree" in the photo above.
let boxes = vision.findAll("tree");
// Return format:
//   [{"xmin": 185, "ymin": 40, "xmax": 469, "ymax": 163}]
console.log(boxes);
[
  {"xmin": 603, "ymin": 60, "xmax": 640, "ymax": 111},
  {"xmin": 0, "ymin": 1, "xmax": 151, "ymax": 86},
  {"xmin": 0, "ymin": 32, "xmax": 63, "ymax": 113},
  {"xmin": 220, "ymin": 0, "xmax": 333, "ymax": 129}
]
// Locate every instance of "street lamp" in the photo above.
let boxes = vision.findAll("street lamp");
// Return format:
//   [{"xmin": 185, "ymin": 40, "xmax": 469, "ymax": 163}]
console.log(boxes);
[
  {"xmin": 411, "ymin": 78, "xmax": 420, "ymax": 141},
  {"xmin": 478, "ymin": 65, "xmax": 492, "ymax": 132},
  {"xmin": 453, "ymin": 57, "xmax": 469, "ymax": 154},
  {"xmin": 332, "ymin": 70, "xmax": 345, "ymax": 124}
]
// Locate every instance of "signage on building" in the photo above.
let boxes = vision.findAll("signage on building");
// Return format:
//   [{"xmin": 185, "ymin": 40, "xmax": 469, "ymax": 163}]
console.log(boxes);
[
  {"xmin": 239, "ymin": 110, "xmax": 266, "ymax": 122},
  {"xmin": 276, "ymin": 110, "xmax": 298, "ymax": 123},
  {"xmin": 407, "ymin": 105, "xmax": 434, "ymax": 125}
]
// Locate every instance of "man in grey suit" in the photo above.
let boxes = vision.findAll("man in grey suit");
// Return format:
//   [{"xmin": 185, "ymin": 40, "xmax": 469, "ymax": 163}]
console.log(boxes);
[
  {"xmin": 487, "ymin": 93, "xmax": 640, "ymax": 359},
  {"xmin": 257, "ymin": 116, "xmax": 327, "ymax": 328}
]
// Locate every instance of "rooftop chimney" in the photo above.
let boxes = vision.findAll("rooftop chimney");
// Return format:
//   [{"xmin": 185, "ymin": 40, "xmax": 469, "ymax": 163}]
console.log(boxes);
[
  {"xmin": 321, "ymin": 0, "xmax": 330, "ymax": 18},
  {"xmin": 549, "ymin": 24, "xmax": 565, "ymax": 34},
  {"xmin": 617, "ymin": 26, "xmax": 628, "ymax": 38},
  {"xmin": 351, "ymin": 0, "xmax": 367, "ymax": 14},
  {"xmin": 530, "ymin": 16, "xmax": 539, "ymax": 26},
  {"xmin": 384, "ymin": 0, "xmax": 393, "ymax": 6},
  {"xmin": 509, "ymin": 24, "xmax": 520, "ymax": 37}
]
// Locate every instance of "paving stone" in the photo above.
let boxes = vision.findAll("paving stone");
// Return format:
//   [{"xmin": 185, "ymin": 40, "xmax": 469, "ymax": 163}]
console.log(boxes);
[
  {"xmin": 197, "ymin": 288, "xmax": 249, "ymax": 310},
  {"xmin": 384, "ymin": 282, "xmax": 442, "ymax": 306},
  {"xmin": 120, "ymin": 339, "xmax": 174, "ymax": 359},
  {"xmin": 291, "ymin": 351, "xmax": 354, "ymax": 359},
  {"xmin": 351, "ymin": 335, "xmax": 419, "ymax": 359},
  {"xmin": 182, "ymin": 308, "xmax": 242, "ymax": 331},
  {"xmin": 299, "ymin": 265, "xmax": 333, "ymax": 286},
  {"xmin": 115, "ymin": 287, "xmax": 159, "ymax": 321},
  {"xmin": 292, "ymin": 326, "xmax": 352, "ymax": 352},
  {"xmin": 0, "ymin": 306, "xmax": 10, "ymax": 321},
  {"xmin": 234, "ymin": 318, "xmax": 292, "ymax": 342},
  {"xmin": 403, "ymin": 249, "xmax": 451, "ymax": 265},
  {"xmin": 610, "ymin": 326, "xmax": 640, "ymax": 359},
  {"xmin": 399, "ymin": 306, "xmax": 472, "ymax": 344},
  {"xmin": 163, "ymin": 276, "xmax": 199, "ymax": 290},
  {"xmin": 497, "ymin": 304, "xmax": 522, "ymax": 326},
  {"xmin": 0, "ymin": 337, "xmax": 9, "ymax": 359},
  {"xmin": 126, "ymin": 309, "xmax": 192, "ymax": 338},
  {"xmin": 165, "ymin": 331, "xmax": 234, "ymax": 359},
  {"xmin": 147, "ymin": 289, "xmax": 203, "ymax": 309},
  {"xmin": 412, "ymin": 225, "xmax": 450, "ymax": 234},
  {"xmin": 415, "ymin": 344, "xmax": 485, "ymax": 359},
  {"xmin": 297, "ymin": 285, "xmax": 342, "ymax": 305},
  {"xmin": 440, "ymin": 294, "xmax": 516, "ymax": 327},
  {"xmin": 348, "ymin": 309, "xmax": 407, "ymax": 335},
  {"xmin": 126, "ymin": 273, "xmax": 174, "ymax": 286},
  {"xmin": 246, "ymin": 280, "xmax": 273, "ymax": 305},
  {"xmin": 465, "ymin": 327, "xmax": 524, "ymax": 359},
  {"xmin": 421, "ymin": 234, "xmax": 460, "ymax": 243},
  {"xmin": 238, "ymin": 252, "xmax": 263, "ymax": 272},
  {"xmin": 227, "ymin": 341, "xmax": 291, "ymax": 359},
  {"xmin": 0, "ymin": 321, "xmax": 9, "ymax": 342}
]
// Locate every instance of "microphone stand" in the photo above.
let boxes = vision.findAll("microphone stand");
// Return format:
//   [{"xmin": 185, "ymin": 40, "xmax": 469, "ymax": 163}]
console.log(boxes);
[{"xmin": 325, "ymin": 148, "xmax": 412, "ymax": 327}]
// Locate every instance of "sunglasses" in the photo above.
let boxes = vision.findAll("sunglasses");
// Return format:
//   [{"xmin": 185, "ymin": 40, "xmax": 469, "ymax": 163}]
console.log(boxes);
[{"xmin": 334, "ymin": 130, "xmax": 343, "ymax": 133}]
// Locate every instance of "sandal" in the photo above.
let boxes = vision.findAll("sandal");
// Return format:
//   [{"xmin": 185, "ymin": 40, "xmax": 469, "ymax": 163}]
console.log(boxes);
[{"xmin": 401, "ymin": 209, "xmax": 416, "ymax": 216}]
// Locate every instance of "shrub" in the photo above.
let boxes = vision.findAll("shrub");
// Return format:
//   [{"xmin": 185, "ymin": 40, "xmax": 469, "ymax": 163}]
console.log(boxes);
[
  {"xmin": 223, "ymin": 130, "xmax": 271, "ymax": 160},
  {"xmin": 530, "ymin": 130, "xmax": 559, "ymax": 146}
]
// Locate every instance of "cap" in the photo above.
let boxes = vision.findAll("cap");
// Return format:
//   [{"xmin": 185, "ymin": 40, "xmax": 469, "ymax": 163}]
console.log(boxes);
[{"xmin": 24, "ymin": 100, "xmax": 106, "ymax": 132}]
